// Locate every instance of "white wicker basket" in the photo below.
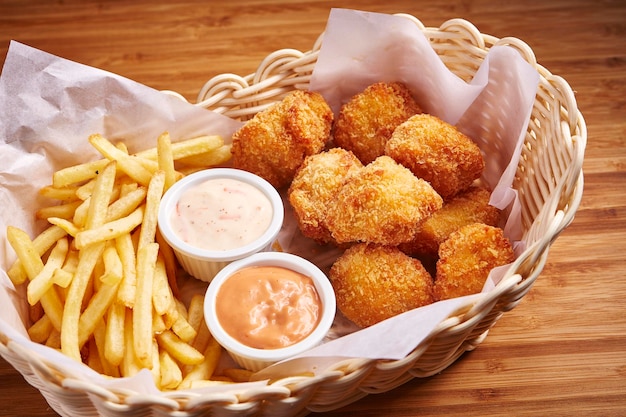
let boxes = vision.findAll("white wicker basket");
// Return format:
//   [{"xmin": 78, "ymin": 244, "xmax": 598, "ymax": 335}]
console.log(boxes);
[{"xmin": 0, "ymin": 13, "xmax": 586, "ymax": 417}]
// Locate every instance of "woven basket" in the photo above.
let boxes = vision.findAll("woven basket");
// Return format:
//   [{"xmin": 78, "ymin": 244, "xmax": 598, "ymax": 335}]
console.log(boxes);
[{"xmin": 0, "ymin": 13, "xmax": 586, "ymax": 417}]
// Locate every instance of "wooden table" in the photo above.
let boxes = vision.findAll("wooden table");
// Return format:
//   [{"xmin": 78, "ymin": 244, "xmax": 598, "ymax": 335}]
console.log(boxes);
[{"xmin": 1, "ymin": 1, "xmax": 624, "ymax": 416}]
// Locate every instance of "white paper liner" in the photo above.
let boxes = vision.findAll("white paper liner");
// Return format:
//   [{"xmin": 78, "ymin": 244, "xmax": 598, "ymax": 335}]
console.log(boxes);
[{"xmin": 0, "ymin": 8, "xmax": 539, "ymax": 397}]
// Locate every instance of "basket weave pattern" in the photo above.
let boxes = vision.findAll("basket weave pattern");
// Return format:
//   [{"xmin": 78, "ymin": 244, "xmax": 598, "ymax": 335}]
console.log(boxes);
[{"xmin": 0, "ymin": 14, "xmax": 586, "ymax": 417}]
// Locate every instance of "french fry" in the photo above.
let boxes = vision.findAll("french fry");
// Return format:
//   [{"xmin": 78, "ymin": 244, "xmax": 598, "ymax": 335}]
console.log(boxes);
[
  {"xmin": 169, "ymin": 298, "xmax": 197, "ymax": 343},
  {"xmin": 135, "ymin": 135, "xmax": 224, "ymax": 161},
  {"xmin": 7, "ymin": 225, "xmax": 68, "ymax": 285},
  {"xmin": 93, "ymin": 319, "xmax": 120, "ymax": 378},
  {"xmin": 52, "ymin": 158, "xmax": 109, "ymax": 188},
  {"xmin": 72, "ymin": 197, "xmax": 90, "ymax": 227},
  {"xmin": 155, "ymin": 228, "xmax": 179, "ymax": 297},
  {"xmin": 47, "ymin": 217, "xmax": 81, "ymax": 237},
  {"xmin": 45, "ymin": 329, "xmax": 61, "ymax": 349},
  {"xmin": 100, "ymin": 243, "xmax": 123, "ymax": 286},
  {"xmin": 179, "ymin": 336, "xmax": 221, "ymax": 389},
  {"xmin": 156, "ymin": 330, "xmax": 204, "ymax": 366},
  {"xmin": 133, "ymin": 242, "xmax": 159, "ymax": 368},
  {"xmin": 6, "ymin": 226, "xmax": 64, "ymax": 331},
  {"xmin": 35, "ymin": 200, "xmax": 83, "ymax": 221},
  {"xmin": 104, "ymin": 302, "xmax": 126, "ymax": 367},
  {"xmin": 186, "ymin": 294, "xmax": 205, "ymax": 336},
  {"xmin": 61, "ymin": 241, "xmax": 105, "ymax": 361},
  {"xmin": 152, "ymin": 256, "xmax": 173, "ymax": 316},
  {"xmin": 28, "ymin": 314, "xmax": 54, "ymax": 344},
  {"xmin": 78, "ymin": 277, "xmax": 121, "ymax": 348},
  {"xmin": 27, "ymin": 236, "xmax": 69, "ymax": 305},
  {"xmin": 157, "ymin": 132, "xmax": 177, "ymax": 192},
  {"xmin": 159, "ymin": 350, "xmax": 183, "ymax": 390},
  {"xmin": 7, "ymin": 226, "xmax": 47, "ymax": 282},
  {"xmin": 74, "ymin": 206, "xmax": 144, "ymax": 250},
  {"xmin": 85, "ymin": 160, "xmax": 117, "ymax": 229},
  {"xmin": 137, "ymin": 170, "xmax": 165, "ymax": 250},
  {"xmin": 115, "ymin": 233, "xmax": 137, "ymax": 307},
  {"xmin": 121, "ymin": 308, "xmax": 141, "ymax": 378},
  {"xmin": 38, "ymin": 184, "xmax": 80, "ymax": 202},
  {"xmin": 89, "ymin": 134, "xmax": 153, "ymax": 186},
  {"xmin": 105, "ymin": 186, "xmax": 147, "ymax": 222},
  {"xmin": 177, "ymin": 144, "xmax": 232, "ymax": 167}
]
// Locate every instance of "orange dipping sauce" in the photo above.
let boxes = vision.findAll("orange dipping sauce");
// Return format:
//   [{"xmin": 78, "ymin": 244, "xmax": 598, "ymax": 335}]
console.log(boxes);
[{"xmin": 215, "ymin": 266, "xmax": 322, "ymax": 349}]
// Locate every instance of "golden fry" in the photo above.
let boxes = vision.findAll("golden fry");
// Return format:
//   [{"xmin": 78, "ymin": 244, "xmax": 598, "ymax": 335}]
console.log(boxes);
[
  {"xmin": 159, "ymin": 350, "xmax": 183, "ymax": 390},
  {"xmin": 104, "ymin": 302, "xmax": 126, "ymax": 367},
  {"xmin": 89, "ymin": 134, "xmax": 153, "ymax": 186},
  {"xmin": 7, "ymin": 225, "xmax": 67, "ymax": 285},
  {"xmin": 35, "ymin": 200, "xmax": 82, "ymax": 221},
  {"xmin": 52, "ymin": 158, "xmax": 109, "ymax": 188},
  {"xmin": 74, "ymin": 206, "xmax": 144, "ymax": 250},
  {"xmin": 133, "ymin": 242, "xmax": 159, "ymax": 368},
  {"xmin": 156, "ymin": 330, "xmax": 204, "ymax": 366},
  {"xmin": 27, "ymin": 236, "xmax": 69, "ymax": 305},
  {"xmin": 137, "ymin": 170, "xmax": 165, "ymax": 250},
  {"xmin": 115, "ymin": 233, "xmax": 137, "ymax": 307},
  {"xmin": 61, "ymin": 241, "xmax": 105, "ymax": 361},
  {"xmin": 85, "ymin": 160, "xmax": 117, "ymax": 229}
]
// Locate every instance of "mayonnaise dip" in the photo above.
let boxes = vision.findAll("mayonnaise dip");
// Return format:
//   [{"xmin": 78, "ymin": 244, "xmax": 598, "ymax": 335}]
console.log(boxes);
[
  {"xmin": 170, "ymin": 178, "xmax": 273, "ymax": 251},
  {"xmin": 215, "ymin": 266, "xmax": 322, "ymax": 349}
]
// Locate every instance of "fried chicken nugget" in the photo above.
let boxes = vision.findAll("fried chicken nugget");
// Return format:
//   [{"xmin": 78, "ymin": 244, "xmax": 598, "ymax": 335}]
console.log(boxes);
[
  {"xmin": 231, "ymin": 90, "xmax": 333, "ymax": 188},
  {"xmin": 288, "ymin": 148, "xmax": 363, "ymax": 243},
  {"xmin": 385, "ymin": 114, "xmax": 485, "ymax": 200},
  {"xmin": 333, "ymin": 82, "xmax": 422, "ymax": 164},
  {"xmin": 400, "ymin": 184, "xmax": 501, "ymax": 257},
  {"xmin": 434, "ymin": 223, "xmax": 515, "ymax": 301},
  {"xmin": 326, "ymin": 155, "xmax": 443, "ymax": 246},
  {"xmin": 330, "ymin": 243, "xmax": 435, "ymax": 327}
]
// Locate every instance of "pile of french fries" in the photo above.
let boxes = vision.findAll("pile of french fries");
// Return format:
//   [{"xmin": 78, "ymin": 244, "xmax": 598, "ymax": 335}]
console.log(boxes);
[{"xmin": 6, "ymin": 132, "xmax": 252, "ymax": 389}]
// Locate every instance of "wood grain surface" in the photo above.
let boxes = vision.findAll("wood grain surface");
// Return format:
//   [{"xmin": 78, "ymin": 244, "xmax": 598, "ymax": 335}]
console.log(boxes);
[{"xmin": 1, "ymin": 0, "xmax": 625, "ymax": 416}]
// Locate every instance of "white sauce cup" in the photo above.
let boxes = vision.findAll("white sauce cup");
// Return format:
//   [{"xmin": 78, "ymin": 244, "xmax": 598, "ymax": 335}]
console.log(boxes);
[
  {"xmin": 204, "ymin": 252, "xmax": 336, "ymax": 372},
  {"xmin": 157, "ymin": 168, "xmax": 284, "ymax": 282}
]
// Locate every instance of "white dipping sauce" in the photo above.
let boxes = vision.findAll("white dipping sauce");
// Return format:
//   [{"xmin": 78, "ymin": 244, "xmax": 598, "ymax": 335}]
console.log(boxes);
[{"xmin": 170, "ymin": 178, "xmax": 273, "ymax": 251}]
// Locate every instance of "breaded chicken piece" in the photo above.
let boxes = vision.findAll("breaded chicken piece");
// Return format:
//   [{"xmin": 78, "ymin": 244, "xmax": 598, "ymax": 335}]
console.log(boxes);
[
  {"xmin": 333, "ymin": 82, "xmax": 422, "ymax": 164},
  {"xmin": 326, "ymin": 156, "xmax": 443, "ymax": 246},
  {"xmin": 231, "ymin": 90, "xmax": 333, "ymax": 188},
  {"xmin": 434, "ymin": 223, "xmax": 515, "ymax": 301},
  {"xmin": 385, "ymin": 114, "xmax": 485, "ymax": 200},
  {"xmin": 400, "ymin": 184, "xmax": 501, "ymax": 257},
  {"xmin": 330, "ymin": 243, "xmax": 435, "ymax": 327},
  {"xmin": 288, "ymin": 148, "xmax": 363, "ymax": 243}
]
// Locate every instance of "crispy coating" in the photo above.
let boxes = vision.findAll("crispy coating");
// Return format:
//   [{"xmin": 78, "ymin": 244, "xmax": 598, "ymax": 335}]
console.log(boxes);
[
  {"xmin": 333, "ymin": 82, "xmax": 422, "ymax": 164},
  {"xmin": 385, "ymin": 113, "xmax": 485, "ymax": 200},
  {"xmin": 330, "ymin": 243, "xmax": 435, "ymax": 327},
  {"xmin": 400, "ymin": 184, "xmax": 501, "ymax": 257},
  {"xmin": 231, "ymin": 90, "xmax": 333, "ymax": 188},
  {"xmin": 434, "ymin": 223, "xmax": 515, "ymax": 301},
  {"xmin": 288, "ymin": 148, "xmax": 363, "ymax": 243},
  {"xmin": 326, "ymin": 156, "xmax": 443, "ymax": 246}
]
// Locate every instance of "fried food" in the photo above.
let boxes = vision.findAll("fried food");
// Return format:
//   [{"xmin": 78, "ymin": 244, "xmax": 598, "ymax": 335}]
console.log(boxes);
[
  {"xmin": 326, "ymin": 155, "xmax": 443, "ymax": 246},
  {"xmin": 333, "ymin": 82, "xmax": 422, "ymax": 164},
  {"xmin": 434, "ymin": 223, "xmax": 515, "ymax": 301},
  {"xmin": 231, "ymin": 90, "xmax": 333, "ymax": 188},
  {"xmin": 400, "ymin": 184, "xmax": 501, "ymax": 257},
  {"xmin": 385, "ymin": 114, "xmax": 485, "ymax": 200},
  {"xmin": 288, "ymin": 148, "xmax": 363, "ymax": 243},
  {"xmin": 330, "ymin": 243, "xmax": 434, "ymax": 328}
]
